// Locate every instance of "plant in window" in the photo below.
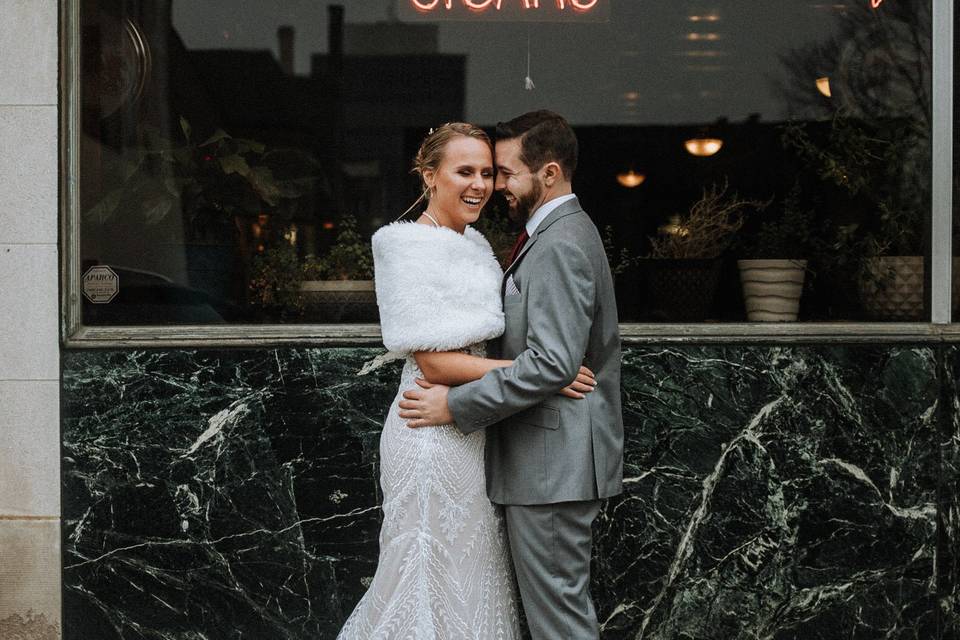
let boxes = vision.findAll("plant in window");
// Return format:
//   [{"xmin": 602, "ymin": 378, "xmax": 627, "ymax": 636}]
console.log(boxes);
[
  {"xmin": 643, "ymin": 181, "xmax": 768, "ymax": 321},
  {"xmin": 300, "ymin": 215, "xmax": 378, "ymax": 322},
  {"xmin": 648, "ymin": 182, "xmax": 767, "ymax": 260},
  {"xmin": 602, "ymin": 225, "xmax": 636, "ymax": 278},
  {"xmin": 86, "ymin": 117, "xmax": 314, "ymax": 236},
  {"xmin": 782, "ymin": 113, "xmax": 928, "ymax": 319},
  {"xmin": 472, "ymin": 199, "xmax": 518, "ymax": 268},
  {"xmin": 735, "ymin": 182, "xmax": 828, "ymax": 321},
  {"xmin": 601, "ymin": 225, "xmax": 643, "ymax": 321},
  {"xmin": 300, "ymin": 215, "xmax": 374, "ymax": 281},
  {"xmin": 248, "ymin": 240, "xmax": 304, "ymax": 320},
  {"xmin": 84, "ymin": 117, "xmax": 325, "ymax": 305}
]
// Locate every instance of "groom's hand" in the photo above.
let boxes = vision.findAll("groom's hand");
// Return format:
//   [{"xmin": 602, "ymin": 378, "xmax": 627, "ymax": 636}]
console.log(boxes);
[{"xmin": 399, "ymin": 379, "xmax": 454, "ymax": 428}]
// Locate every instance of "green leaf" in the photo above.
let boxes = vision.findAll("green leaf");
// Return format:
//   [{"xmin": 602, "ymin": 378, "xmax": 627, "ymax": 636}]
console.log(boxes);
[
  {"xmin": 142, "ymin": 196, "xmax": 175, "ymax": 224},
  {"xmin": 200, "ymin": 129, "xmax": 231, "ymax": 147},
  {"xmin": 179, "ymin": 116, "xmax": 192, "ymax": 142},
  {"xmin": 84, "ymin": 189, "xmax": 123, "ymax": 223},
  {"xmin": 235, "ymin": 138, "xmax": 266, "ymax": 154},
  {"xmin": 172, "ymin": 147, "xmax": 195, "ymax": 169},
  {"xmin": 122, "ymin": 157, "xmax": 145, "ymax": 181},
  {"xmin": 218, "ymin": 153, "xmax": 251, "ymax": 176},
  {"xmin": 247, "ymin": 165, "xmax": 281, "ymax": 206},
  {"xmin": 163, "ymin": 174, "xmax": 181, "ymax": 197}
]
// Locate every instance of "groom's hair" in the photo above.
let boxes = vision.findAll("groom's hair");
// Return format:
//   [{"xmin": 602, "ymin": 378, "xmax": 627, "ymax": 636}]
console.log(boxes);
[{"xmin": 496, "ymin": 110, "xmax": 578, "ymax": 181}]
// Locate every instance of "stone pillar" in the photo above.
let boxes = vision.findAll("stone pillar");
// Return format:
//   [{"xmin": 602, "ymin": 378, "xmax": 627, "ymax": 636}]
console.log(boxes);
[{"xmin": 0, "ymin": 0, "xmax": 62, "ymax": 637}]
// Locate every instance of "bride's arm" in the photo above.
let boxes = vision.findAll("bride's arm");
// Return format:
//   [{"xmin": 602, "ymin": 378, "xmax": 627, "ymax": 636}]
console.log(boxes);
[
  {"xmin": 413, "ymin": 351, "xmax": 509, "ymax": 387},
  {"xmin": 414, "ymin": 352, "xmax": 596, "ymax": 398}
]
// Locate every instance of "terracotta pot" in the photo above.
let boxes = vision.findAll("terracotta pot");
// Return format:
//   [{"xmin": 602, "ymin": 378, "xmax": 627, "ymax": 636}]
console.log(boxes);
[
  {"xmin": 858, "ymin": 256, "xmax": 923, "ymax": 321},
  {"xmin": 737, "ymin": 259, "xmax": 807, "ymax": 322},
  {"xmin": 300, "ymin": 280, "xmax": 379, "ymax": 322}
]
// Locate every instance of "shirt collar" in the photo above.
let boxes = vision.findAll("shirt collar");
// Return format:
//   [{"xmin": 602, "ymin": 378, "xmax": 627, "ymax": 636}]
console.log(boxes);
[{"xmin": 525, "ymin": 193, "xmax": 577, "ymax": 237}]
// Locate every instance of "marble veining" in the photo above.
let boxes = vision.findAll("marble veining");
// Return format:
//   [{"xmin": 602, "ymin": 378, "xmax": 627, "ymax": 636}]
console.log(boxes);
[{"xmin": 61, "ymin": 346, "xmax": 958, "ymax": 639}]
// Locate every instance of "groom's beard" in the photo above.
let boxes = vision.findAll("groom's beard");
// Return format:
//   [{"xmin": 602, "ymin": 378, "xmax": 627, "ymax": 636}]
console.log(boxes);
[{"xmin": 509, "ymin": 177, "xmax": 544, "ymax": 224}]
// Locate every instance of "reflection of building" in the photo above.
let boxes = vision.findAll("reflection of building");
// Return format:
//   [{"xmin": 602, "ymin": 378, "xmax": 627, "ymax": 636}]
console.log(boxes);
[
  {"xmin": 183, "ymin": 17, "xmax": 465, "ymax": 237},
  {"xmin": 312, "ymin": 20, "xmax": 465, "ymax": 229}
]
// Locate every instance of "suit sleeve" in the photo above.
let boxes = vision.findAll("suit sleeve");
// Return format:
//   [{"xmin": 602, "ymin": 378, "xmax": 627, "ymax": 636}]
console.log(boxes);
[{"xmin": 447, "ymin": 236, "xmax": 596, "ymax": 434}]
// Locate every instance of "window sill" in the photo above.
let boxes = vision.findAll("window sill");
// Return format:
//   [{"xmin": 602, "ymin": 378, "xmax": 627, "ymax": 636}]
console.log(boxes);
[{"xmin": 61, "ymin": 322, "xmax": 960, "ymax": 349}]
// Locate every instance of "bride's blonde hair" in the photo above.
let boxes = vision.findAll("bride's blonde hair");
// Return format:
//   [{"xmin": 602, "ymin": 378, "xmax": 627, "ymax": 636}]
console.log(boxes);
[{"xmin": 395, "ymin": 123, "xmax": 493, "ymax": 221}]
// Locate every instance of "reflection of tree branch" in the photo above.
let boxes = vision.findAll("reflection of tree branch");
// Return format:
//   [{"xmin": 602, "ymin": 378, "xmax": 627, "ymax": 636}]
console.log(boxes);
[{"xmin": 775, "ymin": 2, "xmax": 931, "ymax": 124}]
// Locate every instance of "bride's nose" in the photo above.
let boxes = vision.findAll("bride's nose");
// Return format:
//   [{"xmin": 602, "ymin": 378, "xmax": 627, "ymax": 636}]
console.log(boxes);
[{"xmin": 470, "ymin": 173, "xmax": 486, "ymax": 192}]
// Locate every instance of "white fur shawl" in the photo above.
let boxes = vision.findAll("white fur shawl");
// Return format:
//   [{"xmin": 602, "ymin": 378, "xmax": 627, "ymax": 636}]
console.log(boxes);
[{"xmin": 372, "ymin": 222, "xmax": 504, "ymax": 353}]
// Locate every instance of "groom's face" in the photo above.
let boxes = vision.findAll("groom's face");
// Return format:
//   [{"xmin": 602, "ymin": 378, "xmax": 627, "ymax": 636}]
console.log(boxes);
[{"xmin": 495, "ymin": 137, "xmax": 544, "ymax": 223}]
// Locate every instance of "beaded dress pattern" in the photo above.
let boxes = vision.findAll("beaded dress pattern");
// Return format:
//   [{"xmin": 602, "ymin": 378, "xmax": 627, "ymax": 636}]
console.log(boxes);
[{"xmin": 338, "ymin": 220, "xmax": 520, "ymax": 639}]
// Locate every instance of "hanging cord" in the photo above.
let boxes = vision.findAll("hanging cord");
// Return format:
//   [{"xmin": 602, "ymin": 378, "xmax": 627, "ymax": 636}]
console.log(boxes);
[{"xmin": 525, "ymin": 31, "xmax": 535, "ymax": 90}]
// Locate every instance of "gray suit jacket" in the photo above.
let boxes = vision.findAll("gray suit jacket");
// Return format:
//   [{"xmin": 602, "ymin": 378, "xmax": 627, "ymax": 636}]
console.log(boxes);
[{"xmin": 448, "ymin": 197, "xmax": 624, "ymax": 505}]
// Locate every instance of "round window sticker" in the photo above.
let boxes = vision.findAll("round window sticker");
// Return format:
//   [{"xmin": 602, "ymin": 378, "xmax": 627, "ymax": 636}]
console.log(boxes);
[{"xmin": 82, "ymin": 265, "xmax": 119, "ymax": 304}]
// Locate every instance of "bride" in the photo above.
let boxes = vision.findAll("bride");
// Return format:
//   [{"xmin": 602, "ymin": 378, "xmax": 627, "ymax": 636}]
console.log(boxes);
[{"xmin": 336, "ymin": 123, "xmax": 596, "ymax": 639}]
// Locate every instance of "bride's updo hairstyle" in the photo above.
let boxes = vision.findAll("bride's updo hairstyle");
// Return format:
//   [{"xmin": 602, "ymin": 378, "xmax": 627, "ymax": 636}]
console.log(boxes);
[
  {"xmin": 395, "ymin": 123, "xmax": 493, "ymax": 221},
  {"xmin": 414, "ymin": 122, "xmax": 493, "ymax": 199}
]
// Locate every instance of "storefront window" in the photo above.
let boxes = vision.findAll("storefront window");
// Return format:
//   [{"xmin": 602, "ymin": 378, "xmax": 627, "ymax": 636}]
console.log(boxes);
[{"xmin": 75, "ymin": 0, "xmax": 933, "ymax": 327}]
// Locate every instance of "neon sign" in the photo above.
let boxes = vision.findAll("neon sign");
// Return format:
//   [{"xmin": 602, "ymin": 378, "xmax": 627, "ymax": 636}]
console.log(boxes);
[
  {"xmin": 402, "ymin": 0, "xmax": 608, "ymax": 21},
  {"xmin": 871, "ymin": 0, "xmax": 883, "ymax": 7},
  {"xmin": 412, "ymin": 0, "xmax": 598, "ymax": 10}
]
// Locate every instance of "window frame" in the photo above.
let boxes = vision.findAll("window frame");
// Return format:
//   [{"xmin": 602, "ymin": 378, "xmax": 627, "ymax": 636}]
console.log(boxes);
[{"xmin": 60, "ymin": 0, "xmax": 958, "ymax": 348}]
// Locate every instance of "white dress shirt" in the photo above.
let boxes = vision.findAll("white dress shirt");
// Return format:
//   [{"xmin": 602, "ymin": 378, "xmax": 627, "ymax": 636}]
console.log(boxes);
[{"xmin": 525, "ymin": 193, "xmax": 577, "ymax": 237}]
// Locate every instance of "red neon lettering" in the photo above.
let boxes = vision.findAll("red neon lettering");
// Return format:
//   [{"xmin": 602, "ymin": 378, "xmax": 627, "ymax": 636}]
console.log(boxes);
[
  {"xmin": 410, "ymin": 0, "xmax": 597, "ymax": 11},
  {"xmin": 556, "ymin": 0, "xmax": 597, "ymax": 8},
  {"xmin": 464, "ymin": 0, "xmax": 503, "ymax": 9},
  {"xmin": 871, "ymin": 0, "xmax": 883, "ymax": 7},
  {"xmin": 411, "ymin": 0, "xmax": 453, "ymax": 10}
]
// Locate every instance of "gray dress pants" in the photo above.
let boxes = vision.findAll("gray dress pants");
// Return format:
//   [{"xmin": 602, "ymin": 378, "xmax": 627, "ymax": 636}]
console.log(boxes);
[{"xmin": 504, "ymin": 499, "xmax": 602, "ymax": 640}]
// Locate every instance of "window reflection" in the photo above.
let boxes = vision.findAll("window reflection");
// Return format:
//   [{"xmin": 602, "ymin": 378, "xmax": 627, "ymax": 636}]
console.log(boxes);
[{"xmin": 78, "ymin": 0, "xmax": 933, "ymax": 324}]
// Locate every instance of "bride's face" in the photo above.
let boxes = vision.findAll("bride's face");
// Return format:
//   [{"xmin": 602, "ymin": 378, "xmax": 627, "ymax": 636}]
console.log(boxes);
[{"xmin": 423, "ymin": 136, "xmax": 494, "ymax": 232}]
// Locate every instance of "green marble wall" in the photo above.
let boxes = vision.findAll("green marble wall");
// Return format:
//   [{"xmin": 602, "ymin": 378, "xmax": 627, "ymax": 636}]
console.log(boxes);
[{"xmin": 61, "ymin": 346, "xmax": 960, "ymax": 639}]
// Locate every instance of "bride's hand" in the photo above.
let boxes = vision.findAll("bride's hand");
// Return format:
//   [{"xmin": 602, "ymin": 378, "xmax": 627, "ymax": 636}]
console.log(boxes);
[{"xmin": 559, "ymin": 365, "xmax": 596, "ymax": 399}]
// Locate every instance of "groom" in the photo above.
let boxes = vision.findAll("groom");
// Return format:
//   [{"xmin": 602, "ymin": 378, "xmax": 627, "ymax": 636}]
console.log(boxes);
[{"xmin": 400, "ymin": 110, "xmax": 623, "ymax": 639}]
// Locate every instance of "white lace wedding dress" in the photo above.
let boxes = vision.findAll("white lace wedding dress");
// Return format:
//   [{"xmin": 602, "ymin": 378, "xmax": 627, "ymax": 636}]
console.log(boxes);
[
  {"xmin": 338, "ymin": 220, "xmax": 520, "ymax": 640},
  {"xmin": 337, "ymin": 350, "xmax": 520, "ymax": 640}
]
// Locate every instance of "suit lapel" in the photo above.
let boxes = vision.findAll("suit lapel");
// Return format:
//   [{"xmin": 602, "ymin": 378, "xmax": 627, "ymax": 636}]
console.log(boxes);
[{"xmin": 500, "ymin": 197, "xmax": 584, "ymax": 293}]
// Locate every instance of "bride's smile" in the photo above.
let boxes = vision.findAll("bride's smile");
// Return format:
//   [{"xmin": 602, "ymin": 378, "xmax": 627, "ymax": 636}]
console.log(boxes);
[{"xmin": 421, "ymin": 135, "xmax": 494, "ymax": 232}]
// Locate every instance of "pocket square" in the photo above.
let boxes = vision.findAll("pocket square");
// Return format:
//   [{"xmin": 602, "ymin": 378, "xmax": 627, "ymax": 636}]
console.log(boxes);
[{"xmin": 505, "ymin": 274, "xmax": 521, "ymax": 296}]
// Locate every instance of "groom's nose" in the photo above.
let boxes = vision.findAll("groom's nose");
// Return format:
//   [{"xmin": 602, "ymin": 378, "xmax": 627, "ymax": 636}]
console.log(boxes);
[{"xmin": 495, "ymin": 172, "xmax": 507, "ymax": 191}]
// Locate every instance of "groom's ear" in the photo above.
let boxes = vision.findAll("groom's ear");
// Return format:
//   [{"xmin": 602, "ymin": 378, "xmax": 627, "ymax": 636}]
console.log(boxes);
[{"xmin": 541, "ymin": 161, "xmax": 563, "ymax": 187}]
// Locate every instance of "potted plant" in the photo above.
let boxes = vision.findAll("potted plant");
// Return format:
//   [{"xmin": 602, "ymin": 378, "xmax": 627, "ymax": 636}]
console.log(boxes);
[
  {"xmin": 736, "ymin": 182, "xmax": 824, "ymax": 322},
  {"xmin": 300, "ymin": 215, "xmax": 378, "ymax": 322},
  {"xmin": 248, "ymin": 240, "xmax": 305, "ymax": 321},
  {"xmin": 643, "ymin": 182, "xmax": 767, "ymax": 321},
  {"xmin": 85, "ymin": 117, "xmax": 316, "ymax": 303},
  {"xmin": 472, "ymin": 199, "xmax": 520, "ymax": 268},
  {"xmin": 782, "ymin": 114, "xmax": 927, "ymax": 320},
  {"xmin": 602, "ymin": 225, "xmax": 643, "ymax": 321}
]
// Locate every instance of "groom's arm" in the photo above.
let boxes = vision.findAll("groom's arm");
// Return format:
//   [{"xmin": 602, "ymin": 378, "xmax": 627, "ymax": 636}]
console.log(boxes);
[{"xmin": 447, "ymin": 235, "xmax": 596, "ymax": 434}]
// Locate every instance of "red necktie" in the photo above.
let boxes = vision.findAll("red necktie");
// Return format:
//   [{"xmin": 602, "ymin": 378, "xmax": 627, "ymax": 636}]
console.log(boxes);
[{"xmin": 507, "ymin": 230, "xmax": 529, "ymax": 266}]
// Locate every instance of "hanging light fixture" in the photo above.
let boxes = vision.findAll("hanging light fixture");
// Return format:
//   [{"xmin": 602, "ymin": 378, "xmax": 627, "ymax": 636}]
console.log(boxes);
[
  {"xmin": 616, "ymin": 169, "xmax": 646, "ymax": 188},
  {"xmin": 816, "ymin": 76, "xmax": 832, "ymax": 97},
  {"xmin": 684, "ymin": 137, "xmax": 723, "ymax": 157}
]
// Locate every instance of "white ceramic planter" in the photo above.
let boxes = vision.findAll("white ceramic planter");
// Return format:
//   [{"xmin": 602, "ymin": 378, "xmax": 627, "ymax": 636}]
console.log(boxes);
[{"xmin": 737, "ymin": 259, "xmax": 807, "ymax": 322}]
